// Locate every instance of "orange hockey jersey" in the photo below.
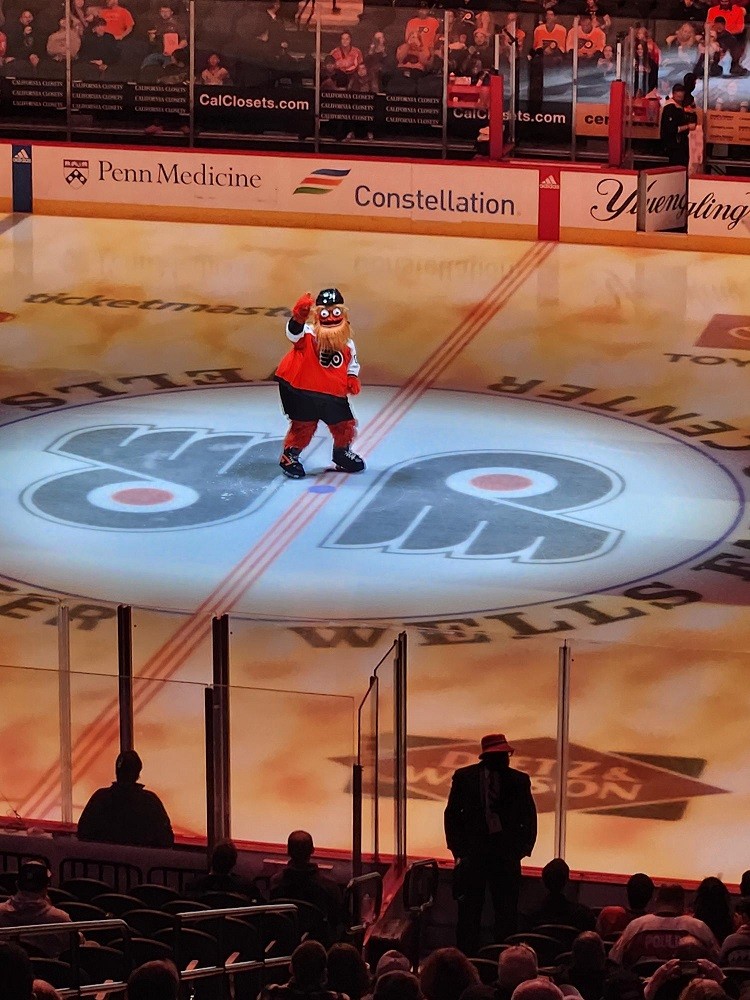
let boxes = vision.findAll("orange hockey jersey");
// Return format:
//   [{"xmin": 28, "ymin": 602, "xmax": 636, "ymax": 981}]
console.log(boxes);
[{"xmin": 276, "ymin": 321, "xmax": 359, "ymax": 398}]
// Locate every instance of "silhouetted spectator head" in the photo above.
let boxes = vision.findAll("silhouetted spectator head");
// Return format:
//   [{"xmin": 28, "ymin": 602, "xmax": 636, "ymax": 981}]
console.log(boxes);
[
  {"xmin": 20, "ymin": 10, "xmax": 33, "ymax": 26},
  {"xmin": 498, "ymin": 945, "xmax": 538, "ymax": 992},
  {"xmin": 512, "ymin": 979, "xmax": 565, "ymax": 1000},
  {"xmin": 158, "ymin": 4, "xmax": 175, "ymax": 20},
  {"xmin": 376, "ymin": 951, "xmax": 411, "ymax": 980},
  {"xmin": 602, "ymin": 972, "xmax": 645, "ymax": 1000},
  {"xmin": 736, "ymin": 898, "xmax": 750, "ymax": 925},
  {"xmin": 672, "ymin": 84, "xmax": 687, "ymax": 106},
  {"xmin": 674, "ymin": 936, "xmax": 710, "ymax": 961},
  {"xmin": 677, "ymin": 981, "xmax": 727, "ymax": 1000},
  {"xmin": 327, "ymin": 943, "xmax": 370, "ymax": 1000},
  {"xmin": 33, "ymin": 982, "xmax": 62, "ymax": 1000},
  {"xmin": 480, "ymin": 734, "xmax": 514, "ymax": 770},
  {"xmin": 580, "ymin": 15, "xmax": 593, "ymax": 31},
  {"xmin": 693, "ymin": 877, "xmax": 733, "ymax": 943},
  {"xmin": 740, "ymin": 872, "xmax": 750, "ymax": 897},
  {"xmin": 17, "ymin": 861, "xmax": 52, "ymax": 896},
  {"xmin": 420, "ymin": 948, "xmax": 480, "ymax": 1000},
  {"xmin": 90, "ymin": 16, "xmax": 107, "ymax": 34},
  {"xmin": 291, "ymin": 941, "xmax": 328, "ymax": 990},
  {"xmin": 0, "ymin": 943, "xmax": 34, "ymax": 1000},
  {"xmin": 210, "ymin": 840, "xmax": 238, "ymax": 876},
  {"xmin": 627, "ymin": 874, "xmax": 654, "ymax": 912},
  {"xmin": 116, "ymin": 750, "xmax": 143, "ymax": 784},
  {"xmin": 375, "ymin": 972, "xmax": 423, "ymax": 1000},
  {"xmin": 654, "ymin": 884, "xmax": 686, "ymax": 915},
  {"xmin": 572, "ymin": 932, "xmax": 606, "ymax": 972},
  {"xmin": 542, "ymin": 858, "xmax": 570, "ymax": 895},
  {"xmin": 288, "ymin": 830, "xmax": 315, "ymax": 865},
  {"xmin": 127, "ymin": 961, "xmax": 178, "ymax": 1000}
]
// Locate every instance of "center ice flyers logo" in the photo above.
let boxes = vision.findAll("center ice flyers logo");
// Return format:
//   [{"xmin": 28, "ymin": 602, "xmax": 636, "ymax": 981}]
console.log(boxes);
[
  {"xmin": 23, "ymin": 424, "xmax": 283, "ymax": 531},
  {"xmin": 63, "ymin": 159, "xmax": 89, "ymax": 188},
  {"xmin": 327, "ymin": 451, "xmax": 622, "ymax": 562}
]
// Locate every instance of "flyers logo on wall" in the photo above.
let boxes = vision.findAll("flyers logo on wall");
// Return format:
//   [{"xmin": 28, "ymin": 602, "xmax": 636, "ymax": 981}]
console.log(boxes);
[{"xmin": 335, "ymin": 736, "xmax": 727, "ymax": 820}]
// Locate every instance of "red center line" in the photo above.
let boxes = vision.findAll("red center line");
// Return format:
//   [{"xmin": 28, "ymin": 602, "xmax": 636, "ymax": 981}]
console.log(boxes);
[{"xmin": 20, "ymin": 242, "xmax": 554, "ymax": 819}]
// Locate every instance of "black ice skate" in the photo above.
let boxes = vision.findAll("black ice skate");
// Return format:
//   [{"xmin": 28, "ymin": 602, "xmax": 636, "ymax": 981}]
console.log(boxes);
[
  {"xmin": 279, "ymin": 447, "xmax": 306, "ymax": 479},
  {"xmin": 332, "ymin": 447, "xmax": 366, "ymax": 473}
]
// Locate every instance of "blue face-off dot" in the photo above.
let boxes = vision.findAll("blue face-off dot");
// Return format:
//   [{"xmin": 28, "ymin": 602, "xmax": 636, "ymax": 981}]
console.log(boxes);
[{"xmin": 307, "ymin": 484, "xmax": 337, "ymax": 494}]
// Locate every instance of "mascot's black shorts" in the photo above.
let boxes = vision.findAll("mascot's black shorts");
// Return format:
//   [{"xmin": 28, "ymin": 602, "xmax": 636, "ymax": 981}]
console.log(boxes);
[{"xmin": 277, "ymin": 378, "xmax": 354, "ymax": 426}]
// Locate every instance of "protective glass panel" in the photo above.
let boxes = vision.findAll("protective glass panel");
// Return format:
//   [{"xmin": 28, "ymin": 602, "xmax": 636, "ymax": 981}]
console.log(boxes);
[
  {"xmin": 229, "ymin": 682, "xmax": 354, "ymax": 851},
  {"xmin": 194, "ymin": 0, "xmax": 315, "ymax": 141},
  {"xmin": 68, "ymin": 0, "xmax": 190, "ymax": 135},
  {"xmin": 567, "ymin": 640, "xmax": 750, "ymax": 881},
  {"xmin": 0, "ymin": 10, "xmax": 67, "ymax": 129},
  {"xmin": 405, "ymin": 628, "xmax": 560, "ymax": 867},
  {"xmin": 520, "ymin": 11, "xmax": 575, "ymax": 152},
  {"xmin": 318, "ymin": 6, "xmax": 444, "ymax": 148},
  {"xmin": 68, "ymin": 667, "xmax": 120, "ymax": 822},
  {"xmin": 702, "ymin": 12, "xmax": 750, "ymax": 161}
]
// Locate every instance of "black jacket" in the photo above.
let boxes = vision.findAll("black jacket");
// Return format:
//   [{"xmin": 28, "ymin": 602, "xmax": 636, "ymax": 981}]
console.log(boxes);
[
  {"xmin": 77, "ymin": 782, "xmax": 174, "ymax": 848},
  {"xmin": 444, "ymin": 763, "xmax": 537, "ymax": 859},
  {"xmin": 270, "ymin": 863, "xmax": 343, "ymax": 931}
]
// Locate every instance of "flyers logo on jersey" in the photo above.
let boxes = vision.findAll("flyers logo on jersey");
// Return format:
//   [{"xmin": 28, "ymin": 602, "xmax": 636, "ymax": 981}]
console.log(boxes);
[{"xmin": 695, "ymin": 313, "xmax": 750, "ymax": 351}]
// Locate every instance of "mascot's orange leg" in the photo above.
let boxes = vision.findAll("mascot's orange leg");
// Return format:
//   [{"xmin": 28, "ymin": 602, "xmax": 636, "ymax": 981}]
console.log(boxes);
[
  {"xmin": 329, "ymin": 420, "xmax": 357, "ymax": 449},
  {"xmin": 283, "ymin": 420, "xmax": 318, "ymax": 451}
]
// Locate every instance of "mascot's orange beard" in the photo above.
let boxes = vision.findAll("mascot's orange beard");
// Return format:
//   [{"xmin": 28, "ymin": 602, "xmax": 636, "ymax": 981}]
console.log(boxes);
[{"xmin": 311, "ymin": 306, "xmax": 352, "ymax": 353}]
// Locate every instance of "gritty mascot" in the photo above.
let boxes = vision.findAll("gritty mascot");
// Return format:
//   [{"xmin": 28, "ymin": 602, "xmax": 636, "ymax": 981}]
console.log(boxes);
[{"xmin": 276, "ymin": 288, "xmax": 366, "ymax": 479}]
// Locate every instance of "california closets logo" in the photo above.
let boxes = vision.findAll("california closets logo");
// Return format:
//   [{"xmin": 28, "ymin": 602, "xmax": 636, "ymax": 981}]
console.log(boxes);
[
  {"xmin": 63, "ymin": 159, "xmax": 89, "ymax": 188},
  {"xmin": 589, "ymin": 176, "xmax": 750, "ymax": 231}
]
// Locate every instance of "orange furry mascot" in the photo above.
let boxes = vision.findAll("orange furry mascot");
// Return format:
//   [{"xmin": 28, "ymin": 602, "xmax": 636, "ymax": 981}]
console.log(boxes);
[{"xmin": 275, "ymin": 287, "xmax": 365, "ymax": 479}]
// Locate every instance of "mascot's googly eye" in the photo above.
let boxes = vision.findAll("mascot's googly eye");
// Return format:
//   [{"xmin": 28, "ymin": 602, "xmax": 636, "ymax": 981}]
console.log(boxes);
[
  {"xmin": 320, "ymin": 308, "xmax": 330, "ymax": 319},
  {"xmin": 332, "ymin": 307, "xmax": 342, "ymax": 318}
]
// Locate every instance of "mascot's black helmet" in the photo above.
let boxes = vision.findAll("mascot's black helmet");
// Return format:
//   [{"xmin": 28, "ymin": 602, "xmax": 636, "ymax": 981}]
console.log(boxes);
[{"xmin": 316, "ymin": 288, "xmax": 345, "ymax": 307}]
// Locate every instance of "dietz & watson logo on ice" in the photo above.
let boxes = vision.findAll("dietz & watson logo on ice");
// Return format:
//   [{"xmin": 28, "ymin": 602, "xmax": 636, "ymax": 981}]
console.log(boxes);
[{"xmin": 74, "ymin": 159, "xmax": 262, "ymax": 189}]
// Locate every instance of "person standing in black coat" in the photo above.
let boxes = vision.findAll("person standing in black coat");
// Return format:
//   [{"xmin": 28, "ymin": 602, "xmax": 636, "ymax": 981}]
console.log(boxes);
[{"xmin": 445, "ymin": 733, "xmax": 537, "ymax": 955}]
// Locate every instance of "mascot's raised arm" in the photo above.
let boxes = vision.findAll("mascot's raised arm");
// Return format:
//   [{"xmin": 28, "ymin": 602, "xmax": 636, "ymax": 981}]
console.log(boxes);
[{"xmin": 275, "ymin": 287, "xmax": 365, "ymax": 480}]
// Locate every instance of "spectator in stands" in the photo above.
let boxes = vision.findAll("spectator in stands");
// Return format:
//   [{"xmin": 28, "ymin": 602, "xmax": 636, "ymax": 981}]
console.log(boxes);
[
  {"xmin": 77, "ymin": 749, "xmax": 174, "ymax": 848},
  {"xmin": 364, "ymin": 30, "xmax": 387, "ymax": 91},
  {"xmin": 76, "ymin": 16, "xmax": 120, "ymax": 75},
  {"xmin": 0, "ymin": 862, "xmax": 72, "ymax": 959},
  {"xmin": 659, "ymin": 83, "xmax": 697, "ymax": 166},
  {"xmin": 525, "ymin": 858, "xmax": 596, "ymax": 931},
  {"xmin": 420, "ymin": 948, "xmax": 480, "ymax": 1000},
  {"xmin": 262, "ymin": 940, "xmax": 349, "ymax": 1000},
  {"xmin": 597, "ymin": 873, "xmax": 655, "ymax": 937},
  {"xmin": 142, "ymin": 3, "xmax": 186, "ymax": 70},
  {"xmin": 533, "ymin": 11, "xmax": 567, "ymax": 63},
  {"xmin": 566, "ymin": 14, "xmax": 606, "ymax": 62},
  {"xmin": 719, "ymin": 898, "xmax": 750, "ymax": 965},
  {"xmin": 634, "ymin": 40, "xmax": 658, "ymax": 95},
  {"xmin": 200, "ymin": 52, "xmax": 231, "ymax": 85},
  {"xmin": 4, "ymin": 10, "xmax": 41, "ymax": 70},
  {"xmin": 709, "ymin": 12, "xmax": 749, "ymax": 75},
  {"xmin": 373, "ymin": 952, "xmax": 411, "ymax": 984},
  {"xmin": 71, "ymin": 0, "xmax": 91, "ymax": 35},
  {"xmin": 320, "ymin": 54, "xmax": 345, "ymax": 91},
  {"xmin": 186, "ymin": 840, "xmax": 259, "ymax": 899},
  {"xmin": 598, "ymin": 44, "xmax": 616, "ymax": 76},
  {"xmin": 496, "ymin": 945, "xmax": 539, "ymax": 1000},
  {"xmin": 512, "ymin": 980, "xmax": 565, "ymax": 1000},
  {"xmin": 270, "ymin": 830, "xmax": 343, "ymax": 935},
  {"xmin": 740, "ymin": 871, "xmax": 750, "ymax": 896},
  {"xmin": 345, "ymin": 62, "xmax": 376, "ymax": 140},
  {"xmin": 602, "ymin": 971, "xmax": 645, "ymax": 1000},
  {"xmin": 561, "ymin": 933, "xmax": 609, "ymax": 1000},
  {"xmin": 396, "ymin": 32, "xmax": 430, "ymax": 72},
  {"xmin": 692, "ymin": 879, "xmax": 734, "ymax": 945},
  {"xmin": 98, "ymin": 0, "xmax": 133, "ymax": 40},
  {"xmin": 127, "ymin": 960, "xmax": 179, "ymax": 1000},
  {"xmin": 470, "ymin": 29, "xmax": 493, "ymax": 68},
  {"xmin": 0, "ymin": 942, "xmax": 34, "ymax": 1000},
  {"xmin": 155, "ymin": 44, "xmax": 189, "ymax": 84},
  {"xmin": 669, "ymin": 0, "xmax": 708, "ymax": 22},
  {"xmin": 609, "ymin": 884, "xmax": 719, "ymax": 966},
  {"xmin": 645, "ymin": 966, "xmax": 728, "ymax": 1000},
  {"xmin": 445, "ymin": 733, "xmax": 537, "ymax": 955},
  {"xmin": 405, "ymin": 1, "xmax": 440, "ymax": 53},
  {"xmin": 256, "ymin": 0, "xmax": 285, "ymax": 52},
  {"xmin": 330, "ymin": 31, "xmax": 363, "ymax": 80},
  {"xmin": 664, "ymin": 22, "xmax": 700, "ymax": 76},
  {"xmin": 677, "ymin": 982, "xmax": 727, "ymax": 1000},
  {"xmin": 46, "ymin": 17, "xmax": 81, "ymax": 65},
  {"xmin": 34, "ymin": 982, "xmax": 63, "ymax": 1000},
  {"xmin": 375, "ymin": 973, "xmax": 423, "ymax": 1000},
  {"xmin": 327, "ymin": 943, "xmax": 371, "ymax": 1000}
]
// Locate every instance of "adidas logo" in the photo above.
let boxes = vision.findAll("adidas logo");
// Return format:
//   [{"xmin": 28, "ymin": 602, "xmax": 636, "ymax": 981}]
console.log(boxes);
[
  {"xmin": 12, "ymin": 148, "xmax": 31, "ymax": 164},
  {"xmin": 539, "ymin": 174, "xmax": 560, "ymax": 190}
]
